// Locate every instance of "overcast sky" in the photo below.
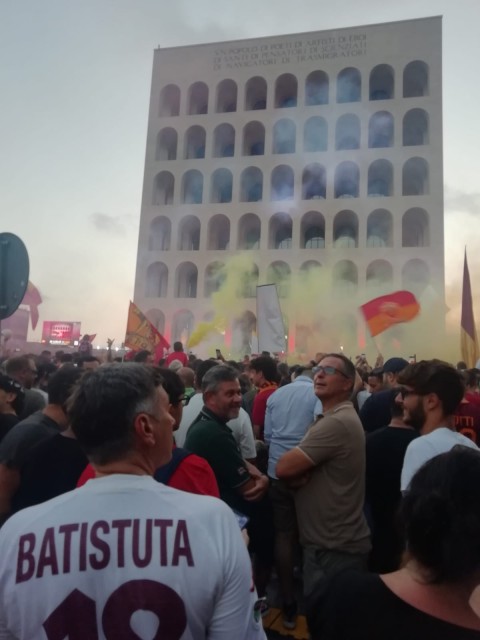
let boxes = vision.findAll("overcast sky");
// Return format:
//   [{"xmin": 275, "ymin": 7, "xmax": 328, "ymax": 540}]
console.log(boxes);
[{"xmin": 1, "ymin": 0, "xmax": 479, "ymax": 346}]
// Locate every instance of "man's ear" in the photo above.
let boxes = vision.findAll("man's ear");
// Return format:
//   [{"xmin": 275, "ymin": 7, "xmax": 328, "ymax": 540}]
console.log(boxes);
[
  {"xmin": 424, "ymin": 392, "xmax": 440, "ymax": 412},
  {"xmin": 133, "ymin": 413, "xmax": 156, "ymax": 447}
]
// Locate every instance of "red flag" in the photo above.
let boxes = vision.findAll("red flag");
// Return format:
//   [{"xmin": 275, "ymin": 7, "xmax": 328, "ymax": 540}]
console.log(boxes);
[
  {"xmin": 125, "ymin": 302, "xmax": 170, "ymax": 354},
  {"xmin": 360, "ymin": 290, "xmax": 420, "ymax": 337},
  {"xmin": 461, "ymin": 249, "xmax": 479, "ymax": 367},
  {"xmin": 21, "ymin": 281, "xmax": 42, "ymax": 330}
]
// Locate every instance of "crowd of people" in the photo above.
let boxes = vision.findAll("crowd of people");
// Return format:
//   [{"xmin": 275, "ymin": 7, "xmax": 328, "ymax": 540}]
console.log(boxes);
[{"xmin": 0, "ymin": 343, "xmax": 479, "ymax": 638}]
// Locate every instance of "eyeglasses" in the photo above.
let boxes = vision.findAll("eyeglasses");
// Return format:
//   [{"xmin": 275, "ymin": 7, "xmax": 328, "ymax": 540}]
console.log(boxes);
[{"xmin": 313, "ymin": 365, "xmax": 349, "ymax": 378}]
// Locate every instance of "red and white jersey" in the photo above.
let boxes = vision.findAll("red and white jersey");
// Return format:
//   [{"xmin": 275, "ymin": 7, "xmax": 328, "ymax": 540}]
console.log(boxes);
[{"xmin": 0, "ymin": 474, "xmax": 266, "ymax": 640}]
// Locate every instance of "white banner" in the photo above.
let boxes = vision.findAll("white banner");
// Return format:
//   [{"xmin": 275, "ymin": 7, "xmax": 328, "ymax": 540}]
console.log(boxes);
[{"xmin": 256, "ymin": 284, "xmax": 286, "ymax": 354}]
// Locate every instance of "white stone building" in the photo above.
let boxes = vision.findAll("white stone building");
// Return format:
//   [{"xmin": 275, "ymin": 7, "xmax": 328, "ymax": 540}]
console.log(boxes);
[{"xmin": 133, "ymin": 16, "xmax": 443, "ymax": 355}]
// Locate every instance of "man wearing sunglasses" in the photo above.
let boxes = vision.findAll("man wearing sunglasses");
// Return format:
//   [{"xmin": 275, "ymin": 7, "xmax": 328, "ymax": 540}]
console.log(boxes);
[{"xmin": 276, "ymin": 353, "xmax": 370, "ymax": 598}]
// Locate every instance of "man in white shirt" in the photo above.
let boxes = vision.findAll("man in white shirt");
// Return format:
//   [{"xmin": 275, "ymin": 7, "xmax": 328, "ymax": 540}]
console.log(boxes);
[
  {"xmin": 399, "ymin": 359, "xmax": 478, "ymax": 491},
  {"xmin": 0, "ymin": 363, "xmax": 266, "ymax": 640}
]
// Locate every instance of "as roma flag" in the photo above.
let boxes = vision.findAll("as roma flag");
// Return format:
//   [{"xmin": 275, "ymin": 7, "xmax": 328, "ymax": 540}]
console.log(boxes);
[
  {"xmin": 360, "ymin": 290, "xmax": 420, "ymax": 337},
  {"xmin": 461, "ymin": 249, "xmax": 479, "ymax": 367},
  {"xmin": 21, "ymin": 281, "xmax": 42, "ymax": 330},
  {"xmin": 124, "ymin": 301, "xmax": 170, "ymax": 354}
]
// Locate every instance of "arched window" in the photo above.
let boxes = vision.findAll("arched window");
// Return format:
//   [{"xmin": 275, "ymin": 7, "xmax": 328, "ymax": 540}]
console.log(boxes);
[
  {"xmin": 153, "ymin": 171, "xmax": 174, "ymax": 205},
  {"xmin": 266, "ymin": 261, "xmax": 291, "ymax": 298},
  {"xmin": 156, "ymin": 128, "xmax": 177, "ymax": 160},
  {"xmin": 207, "ymin": 214, "xmax": 230, "ymax": 250},
  {"xmin": 402, "ymin": 158, "xmax": 429, "ymax": 195},
  {"xmin": 271, "ymin": 165, "xmax": 294, "ymax": 201},
  {"xmin": 232, "ymin": 311, "xmax": 257, "ymax": 352},
  {"xmin": 334, "ymin": 162, "xmax": 359, "ymax": 198},
  {"xmin": 245, "ymin": 76, "xmax": 267, "ymax": 110},
  {"xmin": 305, "ymin": 71, "xmax": 329, "ymax": 105},
  {"xmin": 175, "ymin": 263, "xmax": 198, "ymax": 298},
  {"xmin": 216, "ymin": 79, "xmax": 237, "ymax": 113},
  {"xmin": 302, "ymin": 164, "xmax": 326, "ymax": 200},
  {"xmin": 145, "ymin": 309, "xmax": 165, "ymax": 335},
  {"xmin": 402, "ymin": 259, "xmax": 430, "ymax": 295},
  {"xmin": 272, "ymin": 119, "xmax": 296, "ymax": 154},
  {"xmin": 145, "ymin": 262, "xmax": 168, "ymax": 298},
  {"xmin": 369, "ymin": 64, "xmax": 394, "ymax": 100},
  {"xmin": 275, "ymin": 74, "xmax": 298, "ymax": 108},
  {"xmin": 332, "ymin": 260, "xmax": 358, "ymax": 294},
  {"xmin": 300, "ymin": 260, "xmax": 322, "ymax": 275},
  {"xmin": 238, "ymin": 213, "xmax": 261, "ymax": 250},
  {"xmin": 403, "ymin": 61, "xmax": 429, "ymax": 97},
  {"xmin": 243, "ymin": 121, "xmax": 265, "ymax": 156},
  {"xmin": 177, "ymin": 215, "xmax": 200, "ymax": 250},
  {"xmin": 204, "ymin": 262, "xmax": 226, "ymax": 297},
  {"xmin": 210, "ymin": 168, "xmax": 233, "ymax": 203},
  {"xmin": 368, "ymin": 160, "xmax": 393, "ymax": 197},
  {"xmin": 368, "ymin": 111, "xmax": 394, "ymax": 148},
  {"xmin": 403, "ymin": 109, "xmax": 429, "ymax": 146},
  {"xmin": 269, "ymin": 213, "xmax": 293, "ymax": 249},
  {"xmin": 149, "ymin": 216, "xmax": 171, "ymax": 251},
  {"xmin": 238, "ymin": 267, "xmax": 259, "ymax": 299},
  {"xmin": 181, "ymin": 170, "xmax": 203, "ymax": 204},
  {"xmin": 335, "ymin": 114, "xmax": 360, "ymax": 150},
  {"xmin": 301, "ymin": 211, "xmax": 325, "ymax": 248},
  {"xmin": 337, "ymin": 67, "xmax": 361, "ymax": 103},
  {"xmin": 366, "ymin": 260, "xmax": 393, "ymax": 286},
  {"xmin": 402, "ymin": 208, "xmax": 429, "ymax": 247},
  {"xmin": 184, "ymin": 126, "xmax": 206, "ymax": 159},
  {"xmin": 159, "ymin": 84, "xmax": 180, "ymax": 117},
  {"xmin": 304, "ymin": 117, "xmax": 327, "ymax": 152},
  {"xmin": 212, "ymin": 124, "xmax": 235, "ymax": 158},
  {"xmin": 367, "ymin": 209, "xmax": 393, "ymax": 247},
  {"xmin": 333, "ymin": 210, "xmax": 358, "ymax": 248},
  {"xmin": 240, "ymin": 167, "xmax": 263, "ymax": 202},
  {"xmin": 172, "ymin": 309, "xmax": 194, "ymax": 343},
  {"xmin": 187, "ymin": 82, "xmax": 208, "ymax": 115}
]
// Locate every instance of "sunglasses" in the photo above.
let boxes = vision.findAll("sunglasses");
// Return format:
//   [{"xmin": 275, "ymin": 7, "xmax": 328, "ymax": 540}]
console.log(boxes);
[{"xmin": 313, "ymin": 365, "xmax": 348, "ymax": 378}]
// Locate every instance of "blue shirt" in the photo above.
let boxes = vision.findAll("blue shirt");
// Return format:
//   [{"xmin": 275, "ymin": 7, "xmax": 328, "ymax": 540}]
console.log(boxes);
[{"xmin": 264, "ymin": 375, "xmax": 321, "ymax": 479}]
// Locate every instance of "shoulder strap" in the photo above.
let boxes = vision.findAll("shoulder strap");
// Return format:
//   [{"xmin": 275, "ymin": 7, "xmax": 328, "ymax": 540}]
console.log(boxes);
[{"xmin": 154, "ymin": 447, "xmax": 193, "ymax": 485}]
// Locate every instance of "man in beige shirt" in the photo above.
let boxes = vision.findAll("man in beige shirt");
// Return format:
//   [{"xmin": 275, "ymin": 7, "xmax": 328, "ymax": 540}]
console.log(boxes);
[{"xmin": 276, "ymin": 353, "xmax": 370, "ymax": 597}]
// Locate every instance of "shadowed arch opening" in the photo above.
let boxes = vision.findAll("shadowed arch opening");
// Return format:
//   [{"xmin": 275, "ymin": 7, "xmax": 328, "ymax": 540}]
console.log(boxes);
[
  {"xmin": 156, "ymin": 128, "xmax": 177, "ymax": 160},
  {"xmin": 367, "ymin": 209, "xmax": 393, "ymax": 247},
  {"xmin": 269, "ymin": 213, "xmax": 293, "ymax": 249},
  {"xmin": 182, "ymin": 170, "xmax": 203, "ymax": 203},
  {"xmin": 240, "ymin": 167, "xmax": 263, "ymax": 202},
  {"xmin": 403, "ymin": 61, "xmax": 429, "ymax": 97},
  {"xmin": 402, "ymin": 158, "xmax": 429, "ymax": 195},
  {"xmin": 238, "ymin": 214, "xmax": 261, "ymax": 250},
  {"xmin": 243, "ymin": 121, "xmax": 265, "ymax": 156},
  {"xmin": 175, "ymin": 263, "xmax": 198, "ymax": 298},
  {"xmin": 369, "ymin": 64, "xmax": 394, "ymax": 100},
  {"xmin": 159, "ymin": 84, "xmax": 180, "ymax": 117},
  {"xmin": 153, "ymin": 172, "xmax": 174, "ymax": 205},
  {"xmin": 301, "ymin": 211, "xmax": 325, "ymax": 249},
  {"xmin": 333, "ymin": 210, "xmax": 358, "ymax": 248},
  {"xmin": 302, "ymin": 164, "xmax": 326, "ymax": 200},
  {"xmin": 216, "ymin": 79, "xmax": 237, "ymax": 113},
  {"xmin": 271, "ymin": 165, "xmax": 294, "ymax": 201},
  {"xmin": 304, "ymin": 117, "xmax": 327, "ymax": 152},
  {"xmin": 337, "ymin": 67, "xmax": 361, "ymax": 103},
  {"xmin": 177, "ymin": 215, "xmax": 200, "ymax": 251},
  {"xmin": 305, "ymin": 71, "xmax": 329, "ymax": 105},
  {"xmin": 275, "ymin": 73, "xmax": 298, "ymax": 108},
  {"xmin": 145, "ymin": 262, "xmax": 168, "ymax": 298},
  {"xmin": 210, "ymin": 168, "xmax": 233, "ymax": 203},
  {"xmin": 207, "ymin": 214, "xmax": 230, "ymax": 250},
  {"xmin": 368, "ymin": 111, "xmax": 394, "ymax": 148},
  {"xmin": 335, "ymin": 162, "xmax": 359, "ymax": 198},
  {"xmin": 213, "ymin": 123, "xmax": 235, "ymax": 158},
  {"xmin": 403, "ymin": 109, "xmax": 429, "ymax": 146},
  {"xmin": 149, "ymin": 216, "xmax": 171, "ymax": 251},
  {"xmin": 402, "ymin": 208, "xmax": 429, "ymax": 247},
  {"xmin": 187, "ymin": 82, "xmax": 208, "ymax": 115},
  {"xmin": 273, "ymin": 119, "xmax": 296, "ymax": 154},
  {"xmin": 245, "ymin": 76, "xmax": 267, "ymax": 110}
]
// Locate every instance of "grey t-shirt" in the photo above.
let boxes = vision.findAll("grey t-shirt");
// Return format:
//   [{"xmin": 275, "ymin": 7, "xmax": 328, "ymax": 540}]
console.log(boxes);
[{"xmin": 0, "ymin": 412, "xmax": 62, "ymax": 469}]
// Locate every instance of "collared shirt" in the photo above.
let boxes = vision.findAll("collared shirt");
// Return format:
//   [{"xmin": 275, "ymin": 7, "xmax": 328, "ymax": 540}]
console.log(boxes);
[{"xmin": 265, "ymin": 375, "xmax": 319, "ymax": 479}]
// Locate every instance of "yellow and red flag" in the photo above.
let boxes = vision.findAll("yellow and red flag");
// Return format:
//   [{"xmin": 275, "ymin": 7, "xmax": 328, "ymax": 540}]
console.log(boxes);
[
  {"xmin": 21, "ymin": 281, "xmax": 42, "ymax": 330},
  {"xmin": 360, "ymin": 290, "xmax": 420, "ymax": 337},
  {"xmin": 461, "ymin": 249, "xmax": 479, "ymax": 367},
  {"xmin": 125, "ymin": 301, "xmax": 170, "ymax": 354}
]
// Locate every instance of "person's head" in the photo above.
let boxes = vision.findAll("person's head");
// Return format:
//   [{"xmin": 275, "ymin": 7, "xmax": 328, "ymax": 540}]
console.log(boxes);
[
  {"xmin": 462, "ymin": 369, "xmax": 479, "ymax": 394},
  {"xmin": 133, "ymin": 350, "xmax": 154, "ymax": 364},
  {"xmin": 157, "ymin": 368, "xmax": 186, "ymax": 429},
  {"xmin": 238, "ymin": 372, "xmax": 253, "ymax": 395},
  {"xmin": 194, "ymin": 359, "xmax": 218, "ymax": 391},
  {"xmin": 368, "ymin": 367, "xmax": 384, "ymax": 393},
  {"xmin": 201, "ymin": 365, "xmax": 242, "ymax": 422},
  {"xmin": 0, "ymin": 373, "xmax": 25, "ymax": 416},
  {"xmin": 40, "ymin": 350, "xmax": 52, "ymax": 363},
  {"xmin": 380, "ymin": 357, "xmax": 409, "ymax": 389},
  {"xmin": 78, "ymin": 356, "xmax": 101, "ymax": 371},
  {"xmin": 400, "ymin": 447, "xmax": 480, "ymax": 584},
  {"xmin": 313, "ymin": 353, "xmax": 356, "ymax": 407},
  {"xmin": 59, "ymin": 353, "xmax": 74, "ymax": 365},
  {"xmin": 47, "ymin": 365, "xmax": 83, "ymax": 411},
  {"xmin": 249, "ymin": 356, "xmax": 278, "ymax": 388},
  {"xmin": 177, "ymin": 367, "xmax": 194, "ymax": 389},
  {"xmin": 457, "ymin": 360, "xmax": 468, "ymax": 371},
  {"xmin": 173, "ymin": 341, "xmax": 184, "ymax": 353},
  {"xmin": 397, "ymin": 359, "xmax": 465, "ymax": 432},
  {"xmin": 5, "ymin": 356, "xmax": 38, "ymax": 389},
  {"xmin": 36, "ymin": 362, "xmax": 57, "ymax": 392},
  {"xmin": 69, "ymin": 364, "xmax": 174, "ymax": 468}
]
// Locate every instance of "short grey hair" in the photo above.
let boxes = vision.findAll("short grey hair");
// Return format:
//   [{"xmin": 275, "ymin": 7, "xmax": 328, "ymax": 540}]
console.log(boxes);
[{"xmin": 201, "ymin": 365, "xmax": 239, "ymax": 394}]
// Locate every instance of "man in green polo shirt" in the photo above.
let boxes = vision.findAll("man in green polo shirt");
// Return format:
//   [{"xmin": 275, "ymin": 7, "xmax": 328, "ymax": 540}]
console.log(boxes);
[{"xmin": 185, "ymin": 365, "xmax": 273, "ymax": 601}]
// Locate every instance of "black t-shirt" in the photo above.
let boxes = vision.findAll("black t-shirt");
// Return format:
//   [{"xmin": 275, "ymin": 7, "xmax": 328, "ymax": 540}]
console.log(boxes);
[
  {"xmin": 0, "ymin": 414, "xmax": 19, "ymax": 444},
  {"xmin": 307, "ymin": 570, "xmax": 480, "ymax": 640},
  {"xmin": 0, "ymin": 411, "xmax": 62, "ymax": 469},
  {"xmin": 12, "ymin": 434, "xmax": 88, "ymax": 513}
]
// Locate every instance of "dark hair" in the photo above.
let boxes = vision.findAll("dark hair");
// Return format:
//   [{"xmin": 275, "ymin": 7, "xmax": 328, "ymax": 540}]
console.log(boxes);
[
  {"xmin": 400, "ymin": 447, "xmax": 480, "ymax": 583},
  {"xmin": 201, "ymin": 365, "xmax": 239, "ymax": 394},
  {"xmin": 321, "ymin": 353, "xmax": 356, "ymax": 391},
  {"xmin": 5, "ymin": 356, "xmax": 32, "ymax": 377},
  {"xmin": 173, "ymin": 341, "xmax": 183, "ymax": 352},
  {"xmin": 397, "ymin": 360, "xmax": 465, "ymax": 416},
  {"xmin": 60, "ymin": 353, "xmax": 74, "ymax": 364},
  {"xmin": 78, "ymin": 356, "xmax": 101, "ymax": 367},
  {"xmin": 69, "ymin": 363, "xmax": 163, "ymax": 465},
  {"xmin": 47, "ymin": 365, "xmax": 83, "ymax": 407},
  {"xmin": 133, "ymin": 350, "xmax": 151, "ymax": 363},
  {"xmin": 195, "ymin": 359, "xmax": 218, "ymax": 389},
  {"xmin": 389, "ymin": 387, "xmax": 404, "ymax": 419},
  {"xmin": 457, "ymin": 361, "xmax": 468, "ymax": 371},
  {"xmin": 249, "ymin": 356, "xmax": 279, "ymax": 383},
  {"xmin": 157, "ymin": 368, "xmax": 185, "ymax": 405},
  {"xmin": 462, "ymin": 368, "xmax": 479, "ymax": 390}
]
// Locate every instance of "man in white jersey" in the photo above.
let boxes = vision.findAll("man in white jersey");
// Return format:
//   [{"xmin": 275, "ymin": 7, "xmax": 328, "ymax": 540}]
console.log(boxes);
[
  {"xmin": 0, "ymin": 363, "xmax": 266, "ymax": 640},
  {"xmin": 399, "ymin": 359, "xmax": 478, "ymax": 491}
]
